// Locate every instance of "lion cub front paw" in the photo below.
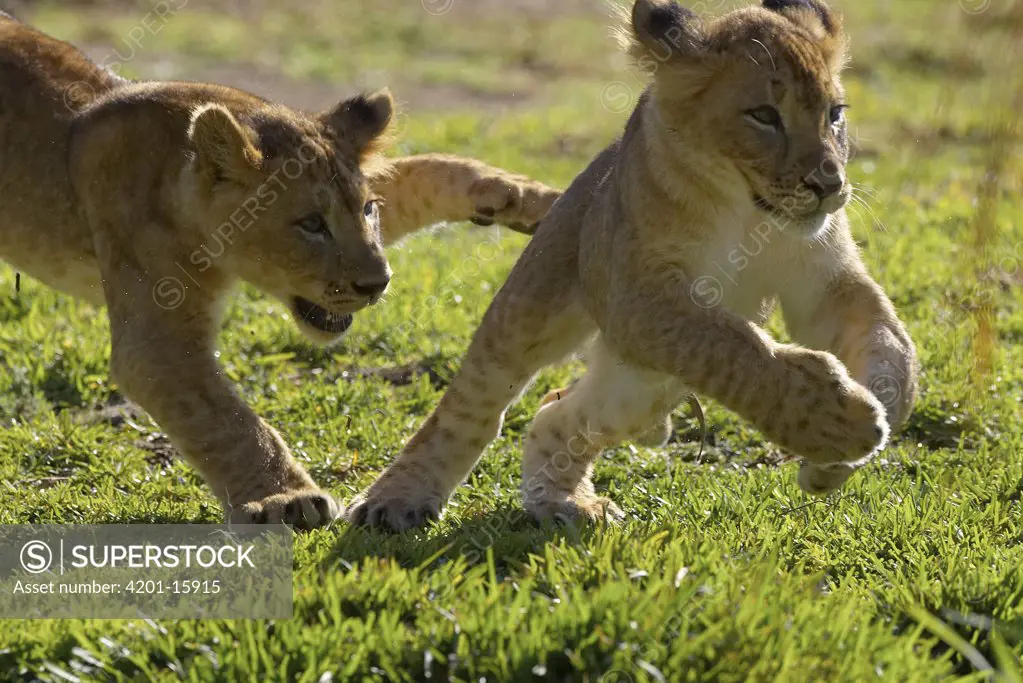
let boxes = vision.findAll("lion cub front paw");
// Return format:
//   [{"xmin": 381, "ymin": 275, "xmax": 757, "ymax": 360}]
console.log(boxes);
[
  {"xmin": 344, "ymin": 469, "xmax": 445, "ymax": 531},
  {"xmin": 797, "ymin": 461, "xmax": 857, "ymax": 495},
  {"xmin": 228, "ymin": 489, "xmax": 339, "ymax": 531},
  {"xmin": 525, "ymin": 495, "xmax": 625, "ymax": 525},
  {"xmin": 468, "ymin": 173, "xmax": 560, "ymax": 234},
  {"xmin": 781, "ymin": 350, "xmax": 890, "ymax": 465}
]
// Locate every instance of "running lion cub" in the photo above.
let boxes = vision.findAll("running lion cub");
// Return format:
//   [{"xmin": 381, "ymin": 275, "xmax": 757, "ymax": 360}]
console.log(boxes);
[
  {"xmin": 347, "ymin": 0, "xmax": 918, "ymax": 529},
  {"xmin": 0, "ymin": 13, "xmax": 559, "ymax": 529}
]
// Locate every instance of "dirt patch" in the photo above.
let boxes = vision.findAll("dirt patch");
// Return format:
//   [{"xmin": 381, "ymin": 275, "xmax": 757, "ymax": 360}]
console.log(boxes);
[
  {"xmin": 77, "ymin": 393, "xmax": 179, "ymax": 468},
  {"xmin": 879, "ymin": 44, "xmax": 986, "ymax": 80},
  {"xmin": 136, "ymin": 433, "xmax": 179, "ymax": 469},
  {"xmin": 64, "ymin": 40, "xmax": 526, "ymax": 114},
  {"xmin": 71, "ymin": 40, "xmax": 541, "ymax": 115},
  {"xmin": 336, "ymin": 360, "xmax": 451, "ymax": 390},
  {"xmin": 0, "ymin": 0, "xmax": 27, "ymax": 17},
  {"xmin": 15, "ymin": 0, "xmax": 605, "ymax": 112},
  {"xmin": 80, "ymin": 393, "xmax": 149, "ymax": 430},
  {"xmin": 183, "ymin": 64, "xmax": 530, "ymax": 114},
  {"xmin": 451, "ymin": 0, "xmax": 608, "ymax": 19}
]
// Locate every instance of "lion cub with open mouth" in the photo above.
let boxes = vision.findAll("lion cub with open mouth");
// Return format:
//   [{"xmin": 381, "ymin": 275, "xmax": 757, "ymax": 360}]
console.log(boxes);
[
  {"xmin": 347, "ymin": 0, "xmax": 918, "ymax": 530},
  {"xmin": 0, "ymin": 13, "xmax": 559, "ymax": 529}
]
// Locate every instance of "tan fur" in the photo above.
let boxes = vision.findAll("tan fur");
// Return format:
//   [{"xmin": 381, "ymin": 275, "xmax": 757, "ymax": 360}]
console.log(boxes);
[
  {"xmin": 0, "ymin": 15, "xmax": 560, "ymax": 528},
  {"xmin": 346, "ymin": 0, "xmax": 918, "ymax": 530}
]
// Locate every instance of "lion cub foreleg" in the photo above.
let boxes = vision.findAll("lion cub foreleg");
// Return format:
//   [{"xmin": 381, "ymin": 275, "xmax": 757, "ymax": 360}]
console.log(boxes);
[
  {"xmin": 101, "ymin": 261, "xmax": 338, "ymax": 528},
  {"xmin": 782, "ymin": 268, "xmax": 917, "ymax": 431},
  {"xmin": 369, "ymin": 154, "xmax": 561, "ymax": 243},
  {"xmin": 603, "ymin": 265, "xmax": 891, "ymax": 479}
]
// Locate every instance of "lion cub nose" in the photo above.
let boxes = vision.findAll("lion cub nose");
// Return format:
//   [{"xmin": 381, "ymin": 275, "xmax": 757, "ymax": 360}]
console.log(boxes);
[
  {"xmin": 804, "ymin": 158, "xmax": 844, "ymax": 199},
  {"xmin": 352, "ymin": 276, "xmax": 391, "ymax": 297}
]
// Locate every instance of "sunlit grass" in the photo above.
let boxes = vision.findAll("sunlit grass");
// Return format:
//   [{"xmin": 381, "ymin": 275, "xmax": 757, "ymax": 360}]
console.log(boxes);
[{"xmin": 1, "ymin": 0, "xmax": 1022, "ymax": 680}]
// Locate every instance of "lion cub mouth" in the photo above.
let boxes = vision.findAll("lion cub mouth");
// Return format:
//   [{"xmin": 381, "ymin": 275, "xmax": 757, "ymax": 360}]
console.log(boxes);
[
  {"xmin": 753, "ymin": 194, "xmax": 788, "ymax": 218},
  {"xmin": 291, "ymin": 297, "xmax": 354, "ymax": 334}
]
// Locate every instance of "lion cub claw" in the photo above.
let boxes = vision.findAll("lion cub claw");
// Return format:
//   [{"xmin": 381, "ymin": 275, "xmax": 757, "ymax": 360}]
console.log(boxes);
[
  {"xmin": 780, "ymin": 349, "xmax": 890, "ymax": 465},
  {"xmin": 229, "ymin": 489, "xmax": 339, "ymax": 531},
  {"xmin": 526, "ymin": 496, "xmax": 626, "ymax": 525},
  {"xmin": 468, "ymin": 173, "xmax": 560, "ymax": 233},
  {"xmin": 343, "ymin": 474, "xmax": 444, "ymax": 531}
]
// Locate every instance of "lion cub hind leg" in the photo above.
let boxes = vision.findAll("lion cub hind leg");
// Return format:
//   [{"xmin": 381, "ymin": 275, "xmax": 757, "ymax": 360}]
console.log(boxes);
[
  {"xmin": 541, "ymin": 384, "xmax": 673, "ymax": 448},
  {"xmin": 344, "ymin": 300, "xmax": 594, "ymax": 530},
  {"xmin": 522, "ymin": 340, "xmax": 686, "ymax": 524},
  {"xmin": 345, "ymin": 230, "xmax": 596, "ymax": 530},
  {"xmin": 633, "ymin": 416, "xmax": 674, "ymax": 448}
]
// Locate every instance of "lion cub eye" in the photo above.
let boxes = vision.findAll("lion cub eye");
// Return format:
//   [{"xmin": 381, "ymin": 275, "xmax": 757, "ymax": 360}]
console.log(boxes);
[
  {"xmin": 296, "ymin": 213, "xmax": 329, "ymax": 237},
  {"xmin": 745, "ymin": 105, "xmax": 782, "ymax": 129},
  {"xmin": 829, "ymin": 104, "xmax": 849, "ymax": 127}
]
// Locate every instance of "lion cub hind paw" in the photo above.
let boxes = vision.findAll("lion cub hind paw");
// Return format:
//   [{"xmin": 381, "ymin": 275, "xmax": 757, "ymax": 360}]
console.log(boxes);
[
  {"xmin": 634, "ymin": 416, "xmax": 673, "ymax": 448},
  {"xmin": 228, "ymin": 489, "xmax": 339, "ymax": 531},
  {"xmin": 526, "ymin": 496, "xmax": 626, "ymax": 526},
  {"xmin": 343, "ymin": 492, "xmax": 442, "ymax": 531}
]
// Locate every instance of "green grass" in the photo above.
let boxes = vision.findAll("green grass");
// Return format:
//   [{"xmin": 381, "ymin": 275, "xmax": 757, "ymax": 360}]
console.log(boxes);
[{"xmin": 2, "ymin": 0, "xmax": 1023, "ymax": 680}]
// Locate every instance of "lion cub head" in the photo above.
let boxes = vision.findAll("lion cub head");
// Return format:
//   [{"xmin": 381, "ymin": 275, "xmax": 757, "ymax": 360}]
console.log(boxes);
[
  {"xmin": 625, "ymin": 0, "xmax": 851, "ymax": 234},
  {"xmin": 185, "ymin": 90, "xmax": 395, "ymax": 344}
]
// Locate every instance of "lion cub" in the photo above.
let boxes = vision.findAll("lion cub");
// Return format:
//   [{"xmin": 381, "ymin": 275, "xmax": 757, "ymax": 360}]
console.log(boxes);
[
  {"xmin": 0, "ymin": 14, "xmax": 559, "ymax": 528},
  {"xmin": 347, "ymin": 0, "xmax": 918, "ymax": 529}
]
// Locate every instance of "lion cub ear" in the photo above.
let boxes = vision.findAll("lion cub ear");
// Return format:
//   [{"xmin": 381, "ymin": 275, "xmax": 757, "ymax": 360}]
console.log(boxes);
[
  {"xmin": 188, "ymin": 104, "xmax": 263, "ymax": 185},
  {"xmin": 627, "ymin": 0, "xmax": 706, "ymax": 63},
  {"xmin": 762, "ymin": 0, "xmax": 846, "ymax": 65},
  {"xmin": 320, "ymin": 89, "xmax": 394, "ymax": 161},
  {"xmin": 763, "ymin": 0, "xmax": 839, "ymax": 36}
]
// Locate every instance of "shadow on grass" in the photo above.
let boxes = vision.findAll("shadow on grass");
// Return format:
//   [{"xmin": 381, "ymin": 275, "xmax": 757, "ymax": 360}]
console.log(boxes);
[
  {"xmin": 39, "ymin": 362, "xmax": 84, "ymax": 410},
  {"xmin": 901, "ymin": 405, "xmax": 975, "ymax": 451},
  {"xmin": 329, "ymin": 504, "xmax": 596, "ymax": 569}
]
